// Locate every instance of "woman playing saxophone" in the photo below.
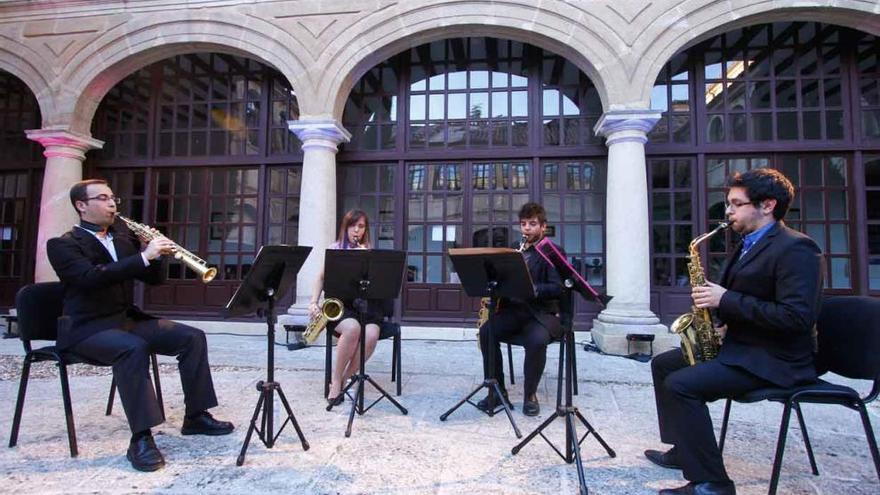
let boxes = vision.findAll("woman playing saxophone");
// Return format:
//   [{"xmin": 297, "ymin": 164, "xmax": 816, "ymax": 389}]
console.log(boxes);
[{"xmin": 308, "ymin": 209, "xmax": 384, "ymax": 406}]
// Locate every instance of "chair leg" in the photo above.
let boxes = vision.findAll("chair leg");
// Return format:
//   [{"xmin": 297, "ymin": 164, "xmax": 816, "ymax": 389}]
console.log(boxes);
[
  {"xmin": 719, "ymin": 398, "xmax": 732, "ymax": 453},
  {"xmin": 58, "ymin": 363, "xmax": 78, "ymax": 458},
  {"xmin": 507, "ymin": 343, "xmax": 515, "ymax": 385},
  {"xmin": 768, "ymin": 401, "xmax": 794, "ymax": 495},
  {"xmin": 151, "ymin": 354, "xmax": 165, "ymax": 421},
  {"xmin": 395, "ymin": 335, "xmax": 402, "ymax": 396},
  {"xmin": 390, "ymin": 336, "xmax": 397, "ymax": 383},
  {"xmin": 857, "ymin": 401, "xmax": 880, "ymax": 485},
  {"xmin": 571, "ymin": 337, "xmax": 578, "ymax": 396},
  {"xmin": 8, "ymin": 357, "xmax": 32, "ymax": 448},
  {"xmin": 105, "ymin": 376, "xmax": 116, "ymax": 416},
  {"xmin": 324, "ymin": 328, "xmax": 332, "ymax": 398},
  {"xmin": 792, "ymin": 402, "xmax": 818, "ymax": 475}
]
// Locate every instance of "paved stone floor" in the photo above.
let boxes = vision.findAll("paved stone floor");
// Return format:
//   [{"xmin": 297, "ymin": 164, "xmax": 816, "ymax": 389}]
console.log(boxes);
[{"xmin": 0, "ymin": 325, "xmax": 878, "ymax": 494}]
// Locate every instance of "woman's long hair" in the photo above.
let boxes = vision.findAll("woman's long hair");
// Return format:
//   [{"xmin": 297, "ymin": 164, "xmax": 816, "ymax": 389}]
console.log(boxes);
[{"xmin": 336, "ymin": 209, "xmax": 372, "ymax": 249}]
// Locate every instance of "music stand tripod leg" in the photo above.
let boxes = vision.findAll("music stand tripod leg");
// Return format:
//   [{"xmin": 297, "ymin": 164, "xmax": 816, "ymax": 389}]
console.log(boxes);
[
  {"xmin": 275, "ymin": 385, "xmax": 310, "ymax": 450},
  {"xmin": 237, "ymin": 385, "xmax": 267, "ymax": 466},
  {"xmin": 439, "ymin": 292, "xmax": 521, "ymax": 438},
  {"xmin": 511, "ymin": 286, "xmax": 602, "ymax": 494},
  {"xmin": 339, "ymin": 298, "xmax": 408, "ymax": 438},
  {"xmin": 237, "ymin": 291, "xmax": 309, "ymax": 465}
]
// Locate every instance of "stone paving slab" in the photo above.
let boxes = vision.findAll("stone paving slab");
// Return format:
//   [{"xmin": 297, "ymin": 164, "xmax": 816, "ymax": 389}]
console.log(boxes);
[{"xmin": 0, "ymin": 330, "xmax": 878, "ymax": 494}]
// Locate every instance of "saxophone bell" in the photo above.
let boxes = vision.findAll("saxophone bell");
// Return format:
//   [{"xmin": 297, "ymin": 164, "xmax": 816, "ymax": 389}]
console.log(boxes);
[
  {"xmin": 303, "ymin": 298, "xmax": 345, "ymax": 344},
  {"xmin": 115, "ymin": 214, "xmax": 218, "ymax": 283},
  {"xmin": 671, "ymin": 221, "xmax": 729, "ymax": 366}
]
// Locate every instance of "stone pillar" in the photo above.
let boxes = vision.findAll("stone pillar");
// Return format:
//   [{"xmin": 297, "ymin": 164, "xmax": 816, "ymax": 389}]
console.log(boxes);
[
  {"xmin": 591, "ymin": 110, "xmax": 676, "ymax": 355},
  {"xmin": 26, "ymin": 128, "xmax": 103, "ymax": 282},
  {"xmin": 280, "ymin": 119, "xmax": 351, "ymax": 328}
]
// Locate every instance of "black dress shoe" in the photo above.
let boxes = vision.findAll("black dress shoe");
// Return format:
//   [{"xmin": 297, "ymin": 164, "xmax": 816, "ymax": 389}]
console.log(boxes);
[
  {"xmin": 658, "ymin": 481, "xmax": 736, "ymax": 495},
  {"xmin": 476, "ymin": 390, "xmax": 513, "ymax": 412},
  {"xmin": 126, "ymin": 435, "xmax": 165, "ymax": 472},
  {"xmin": 181, "ymin": 411, "xmax": 235, "ymax": 436},
  {"xmin": 327, "ymin": 394, "xmax": 344, "ymax": 406},
  {"xmin": 522, "ymin": 398, "xmax": 540, "ymax": 416},
  {"xmin": 645, "ymin": 447, "xmax": 682, "ymax": 470}
]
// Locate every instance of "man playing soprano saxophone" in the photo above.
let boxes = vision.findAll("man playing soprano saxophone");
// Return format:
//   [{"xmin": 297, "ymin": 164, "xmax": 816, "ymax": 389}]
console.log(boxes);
[
  {"xmin": 47, "ymin": 179, "xmax": 233, "ymax": 472},
  {"xmin": 646, "ymin": 169, "xmax": 823, "ymax": 495}
]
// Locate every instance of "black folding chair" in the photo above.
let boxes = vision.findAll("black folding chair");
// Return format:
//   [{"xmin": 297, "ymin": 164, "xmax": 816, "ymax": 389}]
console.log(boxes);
[
  {"xmin": 323, "ymin": 299, "xmax": 402, "ymax": 398},
  {"xmin": 718, "ymin": 296, "xmax": 880, "ymax": 494},
  {"xmin": 8, "ymin": 282, "xmax": 163, "ymax": 457}
]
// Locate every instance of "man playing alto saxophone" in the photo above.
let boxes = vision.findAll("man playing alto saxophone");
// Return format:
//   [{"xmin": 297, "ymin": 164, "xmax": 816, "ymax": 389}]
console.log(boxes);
[
  {"xmin": 646, "ymin": 169, "xmax": 823, "ymax": 495},
  {"xmin": 47, "ymin": 179, "xmax": 234, "ymax": 472}
]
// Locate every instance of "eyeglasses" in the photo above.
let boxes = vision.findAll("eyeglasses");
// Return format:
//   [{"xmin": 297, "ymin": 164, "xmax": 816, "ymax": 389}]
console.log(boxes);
[
  {"xmin": 725, "ymin": 199, "xmax": 754, "ymax": 210},
  {"xmin": 85, "ymin": 194, "xmax": 122, "ymax": 205}
]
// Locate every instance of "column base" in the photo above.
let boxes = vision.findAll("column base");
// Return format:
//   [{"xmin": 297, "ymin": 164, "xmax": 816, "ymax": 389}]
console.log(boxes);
[{"xmin": 590, "ymin": 319, "xmax": 679, "ymax": 357}]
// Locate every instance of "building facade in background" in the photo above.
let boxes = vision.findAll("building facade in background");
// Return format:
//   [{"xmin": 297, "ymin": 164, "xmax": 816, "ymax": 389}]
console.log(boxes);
[{"xmin": 1, "ymin": 0, "xmax": 878, "ymax": 353}]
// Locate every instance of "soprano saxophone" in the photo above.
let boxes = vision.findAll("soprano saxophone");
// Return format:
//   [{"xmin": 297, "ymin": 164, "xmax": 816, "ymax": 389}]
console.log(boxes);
[
  {"xmin": 115, "ymin": 214, "xmax": 218, "ymax": 283},
  {"xmin": 670, "ymin": 222, "xmax": 729, "ymax": 365}
]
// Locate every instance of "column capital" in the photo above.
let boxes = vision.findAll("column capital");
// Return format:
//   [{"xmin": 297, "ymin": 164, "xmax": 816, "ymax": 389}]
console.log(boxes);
[
  {"xmin": 26, "ymin": 127, "xmax": 104, "ymax": 160},
  {"xmin": 288, "ymin": 119, "xmax": 351, "ymax": 153},
  {"xmin": 593, "ymin": 110, "xmax": 662, "ymax": 146}
]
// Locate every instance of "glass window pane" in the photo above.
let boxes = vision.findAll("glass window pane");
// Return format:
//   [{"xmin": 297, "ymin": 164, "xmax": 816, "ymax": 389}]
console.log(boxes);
[
  {"xmin": 830, "ymin": 257, "xmax": 851, "ymax": 289},
  {"xmin": 828, "ymin": 191, "xmax": 847, "ymax": 220},
  {"xmin": 869, "ymin": 261, "xmax": 880, "ymax": 290},
  {"xmin": 653, "ymin": 194, "xmax": 671, "ymax": 221},
  {"xmin": 426, "ymin": 255, "xmax": 442, "ymax": 283},
  {"xmin": 406, "ymin": 255, "xmax": 423, "ymax": 282},
  {"xmin": 562, "ymin": 225, "xmax": 582, "ymax": 254},
  {"xmin": 410, "ymin": 95, "xmax": 426, "ymax": 120},
  {"xmin": 751, "ymin": 113, "xmax": 772, "ymax": 140},
  {"xmin": 448, "ymin": 93, "xmax": 466, "ymax": 120},
  {"xmin": 806, "ymin": 224, "xmax": 826, "ymax": 252},
  {"xmin": 674, "ymin": 192, "xmax": 692, "ymax": 221},
  {"xmin": 869, "ymin": 225, "xmax": 880, "ymax": 254},
  {"xmin": 654, "ymin": 258, "xmax": 671, "ymax": 286},
  {"xmin": 653, "ymin": 226, "xmax": 671, "ymax": 253},
  {"xmin": 777, "ymin": 112, "xmax": 797, "ymax": 140},
  {"xmin": 511, "ymin": 91, "xmax": 528, "ymax": 117},
  {"xmin": 803, "ymin": 191, "xmax": 825, "ymax": 220},
  {"xmin": 829, "ymin": 224, "xmax": 849, "ymax": 254},
  {"xmin": 428, "ymin": 94, "xmax": 444, "ymax": 120},
  {"xmin": 543, "ymin": 89, "xmax": 559, "ymax": 116}
]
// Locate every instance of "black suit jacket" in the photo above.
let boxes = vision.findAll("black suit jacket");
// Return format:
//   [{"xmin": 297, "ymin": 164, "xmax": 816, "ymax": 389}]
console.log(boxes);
[
  {"xmin": 499, "ymin": 241, "xmax": 564, "ymax": 337},
  {"xmin": 716, "ymin": 221, "xmax": 823, "ymax": 388},
  {"xmin": 46, "ymin": 221, "xmax": 164, "ymax": 350}
]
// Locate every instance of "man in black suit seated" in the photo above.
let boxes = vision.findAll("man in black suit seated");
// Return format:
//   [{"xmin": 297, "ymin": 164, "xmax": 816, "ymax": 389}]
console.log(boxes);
[
  {"xmin": 477, "ymin": 202, "xmax": 563, "ymax": 417},
  {"xmin": 47, "ymin": 179, "xmax": 234, "ymax": 472},
  {"xmin": 645, "ymin": 168, "xmax": 823, "ymax": 495}
]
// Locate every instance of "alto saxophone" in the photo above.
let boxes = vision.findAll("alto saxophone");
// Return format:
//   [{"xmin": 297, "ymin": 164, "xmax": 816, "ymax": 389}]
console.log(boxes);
[
  {"xmin": 476, "ymin": 234, "xmax": 528, "ymax": 346},
  {"xmin": 670, "ymin": 222, "xmax": 729, "ymax": 366},
  {"xmin": 303, "ymin": 298, "xmax": 345, "ymax": 344},
  {"xmin": 115, "ymin": 214, "xmax": 218, "ymax": 283}
]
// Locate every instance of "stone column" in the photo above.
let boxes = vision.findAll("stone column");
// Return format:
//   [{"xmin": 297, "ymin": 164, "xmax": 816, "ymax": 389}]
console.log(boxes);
[
  {"xmin": 279, "ymin": 119, "xmax": 351, "ymax": 329},
  {"xmin": 591, "ymin": 110, "xmax": 676, "ymax": 355},
  {"xmin": 26, "ymin": 128, "xmax": 103, "ymax": 282}
]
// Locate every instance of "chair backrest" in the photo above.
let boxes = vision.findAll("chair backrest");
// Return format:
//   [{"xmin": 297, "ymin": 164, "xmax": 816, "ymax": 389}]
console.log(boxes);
[
  {"xmin": 815, "ymin": 296, "xmax": 880, "ymax": 385},
  {"xmin": 14, "ymin": 282, "xmax": 64, "ymax": 342}
]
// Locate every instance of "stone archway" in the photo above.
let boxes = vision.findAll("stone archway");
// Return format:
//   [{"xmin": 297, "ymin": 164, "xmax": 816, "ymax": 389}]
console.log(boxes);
[
  {"xmin": 632, "ymin": 1, "xmax": 880, "ymax": 107},
  {"xmin": 55, "ymin": 12, "xmax": 312, "ymax": 136},
  {"xmin": 311, "ymin": 3, "xmax": 628, "ymax": 121}
]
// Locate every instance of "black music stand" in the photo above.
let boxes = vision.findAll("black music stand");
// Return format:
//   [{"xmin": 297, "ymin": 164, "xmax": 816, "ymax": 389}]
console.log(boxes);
[
  {"xmin": 323, "ymin": 249, "xmax": 408, "ymax": 437},
  {"xmin": 439, "ymin": 247, "xmax": 535, "ymax": 439},
  {"xmin": 224, "ymin": 245, "xmax": 312, "ymax": 466},
  {"xmin": 511, "ymin": 238, "xmax": 615, "ymax": 495}
]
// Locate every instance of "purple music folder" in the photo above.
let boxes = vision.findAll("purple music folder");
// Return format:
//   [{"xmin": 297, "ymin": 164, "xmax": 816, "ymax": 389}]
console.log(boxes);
[{"xmin": 535, "ymin": 237, "xmax": 608, "ymax": 307}]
